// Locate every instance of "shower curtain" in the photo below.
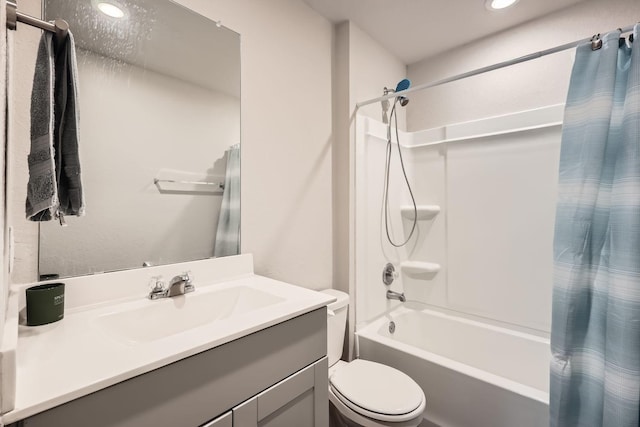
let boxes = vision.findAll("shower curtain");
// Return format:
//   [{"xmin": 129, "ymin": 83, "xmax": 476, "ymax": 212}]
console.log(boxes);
[
  {"xmin": 214, "ymin": 144, "xmax": 240, "ymax": 257},
  {"xmin": 550, "ymin": 27, "xmax": 640, "ymax": 427}
]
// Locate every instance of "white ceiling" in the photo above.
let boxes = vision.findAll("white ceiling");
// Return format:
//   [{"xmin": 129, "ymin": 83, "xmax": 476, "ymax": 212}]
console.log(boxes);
[{"xmin": 302, "ymin": 0, "xmax": 587, "ymax": 64}]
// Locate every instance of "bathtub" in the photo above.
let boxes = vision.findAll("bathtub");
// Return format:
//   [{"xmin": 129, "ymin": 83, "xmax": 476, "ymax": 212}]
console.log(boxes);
[{"xmin": 356, "ymin": 306, "xmax": 550, "ymax": 427}]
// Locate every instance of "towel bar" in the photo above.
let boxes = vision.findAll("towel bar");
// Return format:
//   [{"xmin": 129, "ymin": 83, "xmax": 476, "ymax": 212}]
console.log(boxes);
[
  {"xmin": 154, "ymin": 178, "xmax": 224, "ymax": 189},
  {"xmin": 153, "ymin": 178, "xmax": 225, "ymax": 193},
  {"xmin": 6, "ymin": 0, "xmax": 69, "ymax": 39}
]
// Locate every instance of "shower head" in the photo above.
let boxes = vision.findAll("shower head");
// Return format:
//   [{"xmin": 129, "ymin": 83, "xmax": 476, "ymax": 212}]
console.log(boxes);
[
  {"xmin": 394, "ymin": 79, "xmax": 410, "ymax": 107},
  {"xmin": 382, "ymin": 78, "xmax": 411, "ymax": 114},
  {"xmin": 395, "ymin": 79, "xmax": 411, "ymax": 92}
]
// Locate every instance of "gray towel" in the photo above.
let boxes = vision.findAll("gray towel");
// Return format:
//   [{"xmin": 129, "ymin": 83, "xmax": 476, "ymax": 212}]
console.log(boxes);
[
  {"xmin": 26, "ymin": 31, "xmax": 84, "ymax": 222},
  {"xmin": 214, "ymin": 144, "xmax": 240, "ymax": 257}
]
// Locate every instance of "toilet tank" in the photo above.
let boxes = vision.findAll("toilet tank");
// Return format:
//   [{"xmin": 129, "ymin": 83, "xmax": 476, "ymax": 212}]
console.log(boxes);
[{"xmin": 320, "ymin": 289, "xmax": 349, "ymax": 367}]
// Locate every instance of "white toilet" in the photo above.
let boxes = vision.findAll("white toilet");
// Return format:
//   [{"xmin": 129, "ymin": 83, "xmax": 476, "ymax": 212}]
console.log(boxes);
[{"xmin": 321, "ymin": 289, "xmax": 426, "ymax": 427}]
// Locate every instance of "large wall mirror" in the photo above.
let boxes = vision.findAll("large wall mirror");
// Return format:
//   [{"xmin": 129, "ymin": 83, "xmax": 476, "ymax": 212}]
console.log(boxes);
[{"xmin": 39, "ymin": 0, "xmax": 240, "ymax": 278}]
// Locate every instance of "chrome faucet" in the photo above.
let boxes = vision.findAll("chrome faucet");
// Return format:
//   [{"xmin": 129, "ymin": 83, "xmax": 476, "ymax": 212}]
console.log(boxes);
[
  {"xmin": 386, "ymin": 290, "xmax": 406, "ymax": 302},
  {"xmin": 168, "ymin": 272, "xmax": 195, "ymax": 297},
  {"xmin": 148, "ymin": 272, "xmax": 195, "ymax": 300}
]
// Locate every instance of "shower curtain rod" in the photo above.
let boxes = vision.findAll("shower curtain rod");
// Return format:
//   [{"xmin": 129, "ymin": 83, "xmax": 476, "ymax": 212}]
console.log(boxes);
[
  {"xmin": 5, "ymin": 0, "xmax": 69, "ymax": 39},
  {"xmin": 356, "ymin": 23, "xmax": 637, "ymax": 108}
]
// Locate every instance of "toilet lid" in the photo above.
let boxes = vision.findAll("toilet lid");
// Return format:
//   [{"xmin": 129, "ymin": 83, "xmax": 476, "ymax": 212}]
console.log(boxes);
[{"xmin": 329, "ymin": 359, "xmax": 424, "ymax": 417}]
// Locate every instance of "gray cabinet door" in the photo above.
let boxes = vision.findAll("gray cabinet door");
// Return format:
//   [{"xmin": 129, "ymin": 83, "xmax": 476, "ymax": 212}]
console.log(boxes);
[
  {"xmin": 201, "ymin": 411, "xmax": 232, "ymax": 427},
  {"xmin": 233, "ymin": 358, "xmax": 328, "ymax": 427}
]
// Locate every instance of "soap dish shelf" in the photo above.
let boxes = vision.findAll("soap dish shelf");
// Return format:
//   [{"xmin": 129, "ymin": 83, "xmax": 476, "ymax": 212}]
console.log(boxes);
[
  {"xmin": 400, "ymin": 205, "xmax": 441, "ymax": 220},
  {"xmin": 400, "ymin": 261, "xmax": 441, "ymax": 277}
]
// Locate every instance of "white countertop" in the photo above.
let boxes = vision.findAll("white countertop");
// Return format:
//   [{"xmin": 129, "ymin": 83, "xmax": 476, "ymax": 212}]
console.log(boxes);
[{"xmin": 1, "ymin": 256, "xmax": 334, "ymax": 423}]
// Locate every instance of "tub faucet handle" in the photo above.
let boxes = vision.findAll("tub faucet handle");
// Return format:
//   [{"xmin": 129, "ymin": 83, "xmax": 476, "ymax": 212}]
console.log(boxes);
[{"xmin": 383, "ymin": 263, "xmax": 398, "ymax": 285}]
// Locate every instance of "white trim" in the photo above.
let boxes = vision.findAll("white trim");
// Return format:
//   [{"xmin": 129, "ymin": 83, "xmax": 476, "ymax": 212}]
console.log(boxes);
[
  {"xmin": 409, "ymin": 122, "xmax": 562, "ymax": 149},
  {"xmin": 363, "ymin": 104, "xmax": 565, "ymax": 149}
]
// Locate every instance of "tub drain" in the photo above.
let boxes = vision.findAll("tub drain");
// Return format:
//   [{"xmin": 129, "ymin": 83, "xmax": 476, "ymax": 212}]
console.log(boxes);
[{"xmin": 389, "ymin": 321, "xmax": 396, "ymax": 334}]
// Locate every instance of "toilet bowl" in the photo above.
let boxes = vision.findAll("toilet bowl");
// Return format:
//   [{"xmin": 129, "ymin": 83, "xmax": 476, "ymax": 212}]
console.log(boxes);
[{"xmin": 321, "ymin": 289, "xmax": 426, "ymax": 427}]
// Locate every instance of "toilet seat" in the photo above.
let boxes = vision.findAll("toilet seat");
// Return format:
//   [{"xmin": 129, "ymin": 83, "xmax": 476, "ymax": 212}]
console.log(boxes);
[{"xmin": 329, "ymin": 359, "xmax": 426, "ymax": 423}]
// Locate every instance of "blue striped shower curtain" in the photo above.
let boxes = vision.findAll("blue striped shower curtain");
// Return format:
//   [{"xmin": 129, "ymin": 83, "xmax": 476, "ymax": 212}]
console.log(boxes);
[
  {"xmin": 550, "ymin": 26, "xmax": 640, "ymax": 427},
  {"xmin": 214, "ymin": 144, "xmax": 240, "ymax": 257}
]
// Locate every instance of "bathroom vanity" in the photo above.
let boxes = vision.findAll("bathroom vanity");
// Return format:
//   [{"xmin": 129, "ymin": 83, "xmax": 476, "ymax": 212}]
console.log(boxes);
[{"xmin": 1, "ymin": 255, "xmax": 333, "ymax": 427}]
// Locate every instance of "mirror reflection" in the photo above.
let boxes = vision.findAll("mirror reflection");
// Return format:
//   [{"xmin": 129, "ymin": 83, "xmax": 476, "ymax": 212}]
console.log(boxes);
[{"xmin": 39, "ymin": 0, "xmax": 241, "ymax": 278}]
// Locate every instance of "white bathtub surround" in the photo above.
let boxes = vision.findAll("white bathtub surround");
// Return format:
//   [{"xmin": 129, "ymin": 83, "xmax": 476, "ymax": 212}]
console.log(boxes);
[
  {"xmin": 354, "ymin": 106, "xmax": 564, "ymax": 426},
  {"xmin": 355, "ymin": 105, "xmax": 564, "ymax": 331},
  {"xmin": 358, "ymin": 306, "xmax": 550, "ymax": 427},
  {"xmin": 0, "ymin": 254, "xmax": 334, "ymax": 424}
]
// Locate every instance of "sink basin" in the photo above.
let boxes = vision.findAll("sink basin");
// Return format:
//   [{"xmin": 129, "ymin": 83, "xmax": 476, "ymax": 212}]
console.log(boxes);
[{"xmin": 94, "ymin": 286, "xmax": 285, "ymax": 343}]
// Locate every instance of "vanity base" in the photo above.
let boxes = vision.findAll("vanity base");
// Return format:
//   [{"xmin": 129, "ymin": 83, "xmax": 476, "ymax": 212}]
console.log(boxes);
[{"xmin": 11, "ymin": 308, "xmax": 327, "ymax": 427}]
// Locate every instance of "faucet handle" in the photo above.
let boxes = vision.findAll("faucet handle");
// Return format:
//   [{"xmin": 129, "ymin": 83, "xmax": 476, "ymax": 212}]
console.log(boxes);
[
  {"xmin": 148, "ymin": 276, "xmax": 165, "ymax": 292},
  {"xmin": 183, "ymin": 271, "xmax": 194, "ymax": 284},
  {"xmin": 183, "ymin": 271, "xmax": 195, "ymax": 293}
]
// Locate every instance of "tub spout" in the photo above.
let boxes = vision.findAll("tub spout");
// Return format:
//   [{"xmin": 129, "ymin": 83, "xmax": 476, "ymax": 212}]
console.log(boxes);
[{"xmin": 386, "ymin": 290, "xmax": 406, "ymax": 302}]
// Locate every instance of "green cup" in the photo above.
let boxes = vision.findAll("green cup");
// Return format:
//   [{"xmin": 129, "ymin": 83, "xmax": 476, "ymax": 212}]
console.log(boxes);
[{"xmin": 26, "ymin": 283, "xmax": 65, "ymax": 326}]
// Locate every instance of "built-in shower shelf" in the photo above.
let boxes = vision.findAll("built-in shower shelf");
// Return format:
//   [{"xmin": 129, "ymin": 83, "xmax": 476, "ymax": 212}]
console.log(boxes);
[
  {"xmin": 400, "ymin": 205, "xmax": 441, "ymax": 220},
  {"xmin": 400, "ymin": 261, "xmax": 441, "ymax": 277}
]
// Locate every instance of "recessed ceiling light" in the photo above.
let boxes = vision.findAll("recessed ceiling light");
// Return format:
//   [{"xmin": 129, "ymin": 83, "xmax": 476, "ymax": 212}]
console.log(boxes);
[
  {"xmin": 486, "ymin": 0, "xmax": 519, "ymax": 11},
  {"xmin": 96, "ymin": 2, "xmax": 125, "ymax": 18}
]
